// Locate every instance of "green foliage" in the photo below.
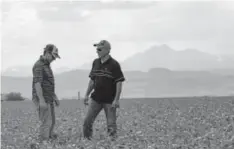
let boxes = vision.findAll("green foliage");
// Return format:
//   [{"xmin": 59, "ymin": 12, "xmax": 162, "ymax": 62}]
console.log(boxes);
[{"xmin": 5, "ymin": 92, "xmax": 25, "ymax": 101}]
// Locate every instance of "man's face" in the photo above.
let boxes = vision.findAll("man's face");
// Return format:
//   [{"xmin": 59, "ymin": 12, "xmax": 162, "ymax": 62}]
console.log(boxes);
[
  {"xmin": 45, "ymin": 52, "xmax": 56, "ymax": 63},
  {"xmin": 45, "ymin": 46, "xmax": 58, "ymax": 63},
  {"xmin": 96, "ymin": 46, "xmax": 109, "ymax": 58}
]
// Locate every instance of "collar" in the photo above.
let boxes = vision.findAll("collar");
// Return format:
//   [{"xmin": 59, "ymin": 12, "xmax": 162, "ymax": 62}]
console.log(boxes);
[
  {"xmin": 39, "ymin": 55, "xmax": 50, "ymax": 65},
  {"xmin": 100, "ymin": 55, "xmax": 112, "ymax": 64}
]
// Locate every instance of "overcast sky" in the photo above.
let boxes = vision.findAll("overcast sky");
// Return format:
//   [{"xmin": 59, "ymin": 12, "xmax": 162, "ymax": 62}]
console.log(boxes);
[{"xmin": 1, "ymin": 0, "xmax": 234, "ymax": 71}]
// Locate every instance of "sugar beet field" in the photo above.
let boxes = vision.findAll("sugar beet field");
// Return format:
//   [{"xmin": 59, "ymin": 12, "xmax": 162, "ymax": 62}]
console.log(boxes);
[{"xmin": 1, "ymin": 97, "xmax": 234, "ymax": 149}]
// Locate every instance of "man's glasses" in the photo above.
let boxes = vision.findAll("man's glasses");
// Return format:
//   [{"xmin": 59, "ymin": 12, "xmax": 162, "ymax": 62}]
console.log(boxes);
[{"xmin": 97, "ymin": 48, "xmax": 102, "ymax": 52}]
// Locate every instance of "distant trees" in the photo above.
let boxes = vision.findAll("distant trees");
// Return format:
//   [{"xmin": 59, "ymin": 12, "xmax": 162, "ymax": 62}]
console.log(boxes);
[{"xmin": 2, "ymin": 92, "xmax": 25, "ymax": 101}]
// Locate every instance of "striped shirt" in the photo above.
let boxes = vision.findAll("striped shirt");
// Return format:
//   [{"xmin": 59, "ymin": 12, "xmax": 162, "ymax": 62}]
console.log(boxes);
[
  {"xmin": 89, "ymin": 56, "xmax": 125, "ymax": 103},
  {"xmin": 32, "ymin": 56, "xmax": 55, "ymax": 104}
]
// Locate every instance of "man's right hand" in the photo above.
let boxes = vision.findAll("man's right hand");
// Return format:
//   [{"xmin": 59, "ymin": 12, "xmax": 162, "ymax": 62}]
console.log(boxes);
[
  {"xmin": 83, "ymin": 95, "xmax": 89, "ymax": 106},
  {"xmin": 39, "ymin": 99, "xmax": 48, "ymax": 109},
  {"xmin": 32, "ymin": 98, "xmax": 40, "ymax": 112}
]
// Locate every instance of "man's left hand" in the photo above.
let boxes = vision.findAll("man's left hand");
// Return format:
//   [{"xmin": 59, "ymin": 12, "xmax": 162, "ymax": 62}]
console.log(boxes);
[
  {"xmin": 54, "ymin": 96, "xmax": 60, "ymax": 107},
  {"xmin": 32, "ymin": 98, "xmax": 39, "ymax": 112},
  {"xmin": 55, "ymin": 99, "xmax": 60, "ymax": 107},
  {"xmin": 111, "ymin": 99, "xmax": 120, "ymax": 109}
]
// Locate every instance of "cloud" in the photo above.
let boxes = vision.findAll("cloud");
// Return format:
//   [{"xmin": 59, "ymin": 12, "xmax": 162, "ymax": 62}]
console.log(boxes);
[
  {"xmin": 99, "ymin": 1, "xmax": 234, "ymax": 54},
  {"xmin": 2, "ymin": 2, "xmax": 43, "ymax": 36},
  {"xmin": 95, "ymin": 1, "xmax": 157, "ymax": 10},
  {"xmin": 2, "ymin": 1, "xmax": 234, "ymax": 71},
  {"xmin": 31, "ymin": 1, "xmax": 156, "ymax": 22},
  {"xmin": 109, "ymin": 1, "xmax": 234, "ymax": 41},
  {"xmin": 80, "ymin": 10, "xmax": 92, "ymax": 17}
]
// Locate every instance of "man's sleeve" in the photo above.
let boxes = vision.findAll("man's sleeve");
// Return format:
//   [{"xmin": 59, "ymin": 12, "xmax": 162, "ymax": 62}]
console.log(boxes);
[
  {"xmin": 88, "ymin": 60, "xmax": 95, "ymax": 80},
  {"xmin": 33, "ymin": 65, "xmax": 43, "ymax": 83},
  {"xmin": 113, "ymin": 62, "xmax": 125, "ymax": 83}
]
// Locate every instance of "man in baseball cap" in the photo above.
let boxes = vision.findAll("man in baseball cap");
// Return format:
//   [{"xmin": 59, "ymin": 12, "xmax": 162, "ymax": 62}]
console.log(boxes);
[
  {"xmin": 83, "ymin": 39, "xmax": 125, "ymax": 140},
  {"xmin": 32, "ymin": 43, "xmax": 60, "ymax": 143}
]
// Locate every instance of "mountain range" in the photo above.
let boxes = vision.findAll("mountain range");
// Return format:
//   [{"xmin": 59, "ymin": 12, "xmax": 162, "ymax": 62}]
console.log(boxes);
[
  {"xmin": 1, "ymin": 44, "xmax": 234, "ymax": 98},
  {"xmin": 1, "ymin": 68, "xmax": 234, "ymax": 99},
  {"xmin": 121, "ymin": 44, "xmax": 234, "ymax": 71},
  {"xmin": 1, "ymin": 66, "xmax": 72, "ymax": 77},
  {"xmin": 3, "ymin": 44, "xmax": 234, "ymax": 76}
]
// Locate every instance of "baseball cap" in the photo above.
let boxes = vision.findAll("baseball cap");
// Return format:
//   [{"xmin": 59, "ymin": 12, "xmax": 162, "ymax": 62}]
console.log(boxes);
[
  {"xmin": 93, "ymin": 40, "xmax": 111, "ymax": 50},
  {"xmin": 44, "ymin": 44, "xmax": 61, "ymax": 59}
]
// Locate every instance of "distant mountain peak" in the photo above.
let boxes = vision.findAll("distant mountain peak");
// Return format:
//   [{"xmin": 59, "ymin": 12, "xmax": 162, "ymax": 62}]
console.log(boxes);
[
  {"xmin": 159, "ymin": 44, "xmax": 171, "ymax": 49},
  {"xmin": 148, "ymin": 44, "xmax": 173, "ymax": 52},
  {"xmin": 122, "ymin": 44, "xmax": 234, "ymax": 71}
]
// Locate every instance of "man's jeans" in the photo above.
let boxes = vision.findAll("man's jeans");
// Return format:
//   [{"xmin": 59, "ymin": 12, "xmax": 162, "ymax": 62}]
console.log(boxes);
[
  {"xmin": 83, "ymin": 99, "xmax": 117, "ymax": 139},
  {"xmin": 33, "ymin": 99, "xmax": 56, "ymax": 140}
]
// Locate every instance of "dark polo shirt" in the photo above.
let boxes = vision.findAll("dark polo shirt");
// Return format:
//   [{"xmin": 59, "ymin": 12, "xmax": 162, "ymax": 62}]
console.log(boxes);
[
  {"xmin": 32, "ymin": 56, "xmax": 55, "ymax": 104},
  {"xmin": 89, "ymin": 56, "xmax": 125, "ymax": 104}
]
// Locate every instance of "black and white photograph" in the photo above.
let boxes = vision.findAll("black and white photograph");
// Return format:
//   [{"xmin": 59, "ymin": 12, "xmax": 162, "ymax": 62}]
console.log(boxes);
[{"xmin": 1, "ymin": 0, "xmax": 234, "ymax": 148}]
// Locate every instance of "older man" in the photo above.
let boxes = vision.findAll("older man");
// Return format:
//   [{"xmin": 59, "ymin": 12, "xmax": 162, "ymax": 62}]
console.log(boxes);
[
  {"xmin": 83, "ymin": 40, "xmax": 125, "ymax": 140},
  {"xmin": 32, "ymin": 44, "xmax": 61, "ymax": 142}
]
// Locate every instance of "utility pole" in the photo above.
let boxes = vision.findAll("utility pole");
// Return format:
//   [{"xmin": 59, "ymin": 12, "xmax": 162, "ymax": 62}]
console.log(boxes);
[{"xmin": 78, "ymin": 91, "xmax": 80, "ymax": 100}]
